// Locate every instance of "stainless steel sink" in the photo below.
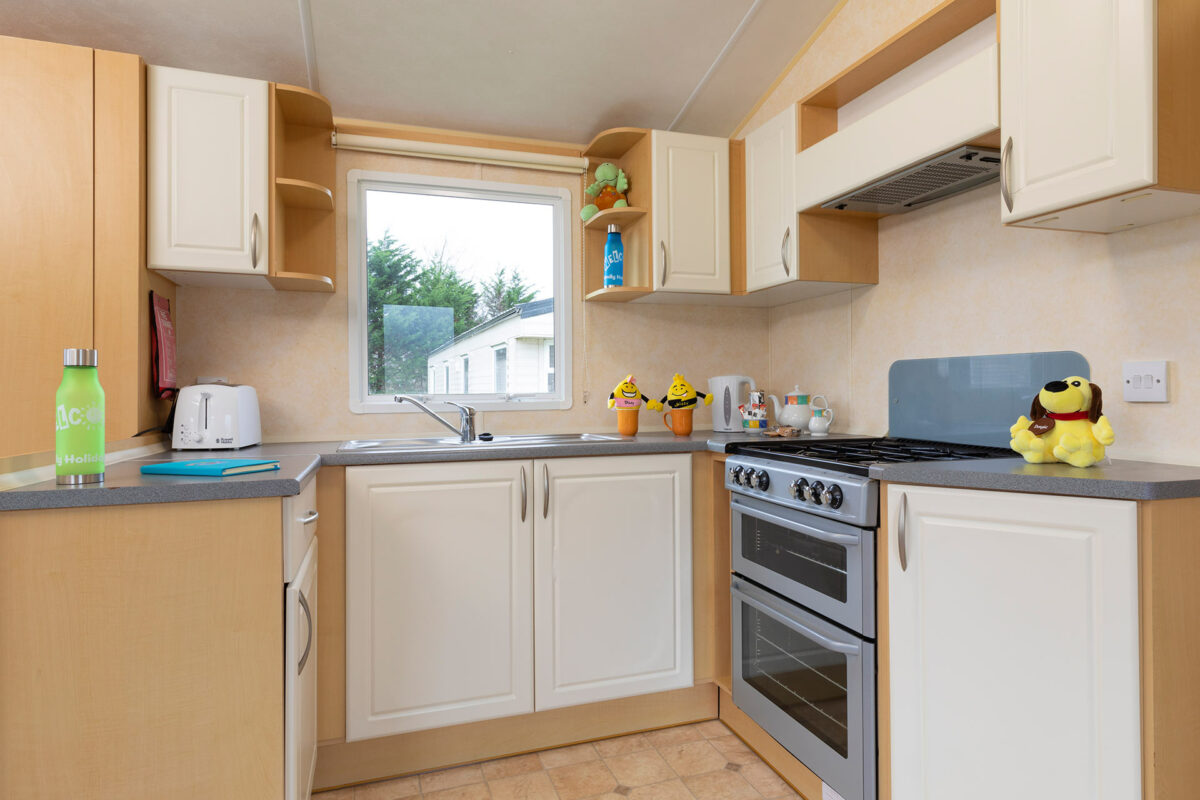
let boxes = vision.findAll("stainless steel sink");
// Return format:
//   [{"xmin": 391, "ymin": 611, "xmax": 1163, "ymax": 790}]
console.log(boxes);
[{"xmin": 337, "ymin": 433, "xmax": 625, "ymax": 453}]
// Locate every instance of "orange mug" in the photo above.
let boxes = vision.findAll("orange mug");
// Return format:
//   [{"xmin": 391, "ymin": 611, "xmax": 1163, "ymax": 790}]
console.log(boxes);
[
  {"xmin": 662, "ymin": 406, "xmax": 694, "ymax": 436},
  {"xmin": 616, "ymin": 409, "xmax": 639, "ymax": 436}
]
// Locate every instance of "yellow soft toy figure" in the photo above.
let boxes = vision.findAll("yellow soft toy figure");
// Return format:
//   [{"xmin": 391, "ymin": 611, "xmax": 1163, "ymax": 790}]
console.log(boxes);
[
  {"xmin": 607, "ymin": 374, "xmax": 662, "ymax": 436},
  {"xmin": 659, "ymin": 373, "xmax": 713, "ymax": 437},
  {"xmin": 1010, "ymin": 377, "xmax": 1115, "ymax": 467}
]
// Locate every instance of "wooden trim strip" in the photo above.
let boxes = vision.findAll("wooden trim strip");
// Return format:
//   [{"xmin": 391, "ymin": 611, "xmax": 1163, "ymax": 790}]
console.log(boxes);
[
  {"xmin": 800, "ymin": 0, "xmax": 996, "ymax": 110},
  {"xmin": 315, "ymin": 683, "xmax": 718, "ymax": 791}
]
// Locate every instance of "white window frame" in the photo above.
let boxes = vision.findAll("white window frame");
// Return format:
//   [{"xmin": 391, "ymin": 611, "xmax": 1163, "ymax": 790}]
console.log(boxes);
[{"xmin": 347, "ymin": 169, "xmax": 573, "ymax": 413}]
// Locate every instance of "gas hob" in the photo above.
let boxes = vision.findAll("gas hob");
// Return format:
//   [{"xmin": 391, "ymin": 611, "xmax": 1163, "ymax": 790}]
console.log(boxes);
[{"xmin": 724, "ymin": 437, "xmax": 1013, "ymax": 528}]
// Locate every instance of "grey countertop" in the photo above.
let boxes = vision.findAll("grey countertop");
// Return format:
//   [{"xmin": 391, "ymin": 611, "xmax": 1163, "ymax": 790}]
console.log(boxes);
[
  {"xmin": 870, "ymin": 457, "xmax": 1200, "ymax": 500},
  {"xmin": 7, "ymin": 429, "xmax": 1200, "ymax": 511},
  {"xmin": 0, "ymin": 431, "xmax": 764, "ymax": 511}
]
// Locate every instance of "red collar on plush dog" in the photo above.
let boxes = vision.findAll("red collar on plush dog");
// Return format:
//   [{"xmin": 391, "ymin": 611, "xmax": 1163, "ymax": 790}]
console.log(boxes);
[{"xmin": 1046, "ymin": 411, "xmax": 1090, "ymax": 421}]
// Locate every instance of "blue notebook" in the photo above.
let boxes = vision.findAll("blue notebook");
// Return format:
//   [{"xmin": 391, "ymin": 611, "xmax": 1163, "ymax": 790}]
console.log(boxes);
[{"xmin": 140, "ymin": 458, "xmax": 281, "ymax": 477}]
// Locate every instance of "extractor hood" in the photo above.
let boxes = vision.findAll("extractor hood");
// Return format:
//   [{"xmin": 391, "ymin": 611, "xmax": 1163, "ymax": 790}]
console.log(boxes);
[{"xmin": 821, "ymin": 145, "xmax": 1001, "ymax": 214}]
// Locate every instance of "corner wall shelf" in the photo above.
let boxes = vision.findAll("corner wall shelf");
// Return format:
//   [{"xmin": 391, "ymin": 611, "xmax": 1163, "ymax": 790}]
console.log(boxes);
[
  {"xmin": 583, "ymin": 206, "xmax": 647, "ymax": 231},
  {"xmin": 276, "ymin": 177, "xmax": 334, "ymax": 211}
]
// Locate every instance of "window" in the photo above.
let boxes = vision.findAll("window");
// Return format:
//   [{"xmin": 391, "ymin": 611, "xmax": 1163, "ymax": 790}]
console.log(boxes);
[
  {"xmin": 347, "ymin": 170, "xmax": 572, "ymax": 412},
  {"xmin": 494, "ymin": 346, "xmax": 507, "ymax": 393}
]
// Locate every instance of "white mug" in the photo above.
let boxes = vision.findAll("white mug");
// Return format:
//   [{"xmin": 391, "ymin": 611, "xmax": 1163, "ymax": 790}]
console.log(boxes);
[{"xmin": 808, "ymin": 407, "xmax": 835, "ymax": 436}]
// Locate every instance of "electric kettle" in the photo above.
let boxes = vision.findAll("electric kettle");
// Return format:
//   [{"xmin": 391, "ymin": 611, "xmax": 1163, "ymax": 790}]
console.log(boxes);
[{"xmin": 709, "ymin": 375, "xmax": 756, "ymax": 432}]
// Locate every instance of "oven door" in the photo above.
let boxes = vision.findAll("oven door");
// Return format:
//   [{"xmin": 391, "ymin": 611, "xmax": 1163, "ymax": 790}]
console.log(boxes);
[
  {"xmin": 731, "ymin": 494, "xmax": 874, "ymax": 636},
  {"xmin": 732, "ymin": 577, "xmax": 875, "ymax": 800}
]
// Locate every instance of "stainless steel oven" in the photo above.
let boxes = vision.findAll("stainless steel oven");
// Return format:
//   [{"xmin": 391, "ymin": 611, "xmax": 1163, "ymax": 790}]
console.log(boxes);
[
  {"xmin": 725, "ymin": 453, "xmax": 878, "ymax": 800},
  {"xmin": 731, "ymin": 493, "xmax": 875, "ymax": 636},
  {"xmin": 732, "ymin": 577, "xmax": 875, "ymax": 800}
]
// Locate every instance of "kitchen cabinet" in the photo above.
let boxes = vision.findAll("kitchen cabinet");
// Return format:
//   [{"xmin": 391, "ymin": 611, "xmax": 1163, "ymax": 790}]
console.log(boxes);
[
  {"xmin": 148, "ymin": 66, "xmax": 270, "ymax": 276},
  {"xmin": 0, "ymin": 495, "xmax": 310, "ymax": 799},
  {"xmin": 345, "ymin": 460, "xmax": 534, "ymax": 739},
  {"xmin": 0, "ymin": 35, "xmax": 175, "ymax": 460},
  {"xmin": 1000, "ymin": 0, "xmax": 1200, "ymax": 231},
  {"xmin": 885, "ymin": 484, "xmax": 1141, "ymax": 800},
  {"xmin": 652, "ymin": 130, "xmax": 730, "ymax": 294},
  {"xmin": 534, "ymin": 455, "xmax": 693, "ymax": 709},
  {"xmin": 345, "ymin": 454, "xmax": 693, "ymax": 740},
  {"xmin": 286, "ymin": 537, "xmax": 318, "ymax": 800},
  {"xmin": 744, "ymin": 106, "xmax": 797, "ymax": 292}
]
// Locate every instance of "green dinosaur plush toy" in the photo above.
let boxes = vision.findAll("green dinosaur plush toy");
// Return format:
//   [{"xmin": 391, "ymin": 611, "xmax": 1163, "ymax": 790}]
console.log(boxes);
[{"xmin": 580, "ymin": 162, "xmax": 629, "ymax": 221}]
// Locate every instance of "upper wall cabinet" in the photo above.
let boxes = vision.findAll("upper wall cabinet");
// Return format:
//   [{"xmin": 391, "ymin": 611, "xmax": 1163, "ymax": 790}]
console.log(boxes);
[
  {"xmin": 744, "ymin": 106, "xmax": 797, "ymax": 292},
  {"xmin": 1001, "ymin": 0, "xmax": 1200, "ymax": 232},
  {"xmin": 1, "ymin": 36, "xmax": 176, "ymax": 459},
  {"xmin": 580, "ymin": 128, "xmax": 729, "ymax": 303},
  {"xmin": 651, "ymin": 131, "xmax": 731, "ymax": 295},
  {"xmin": 148, "ymin": 67, "xmax": 336, "ymax": 291},
  {"xmin": 148, "ymin": 67, "xmax": 270, "ymax": 276}
]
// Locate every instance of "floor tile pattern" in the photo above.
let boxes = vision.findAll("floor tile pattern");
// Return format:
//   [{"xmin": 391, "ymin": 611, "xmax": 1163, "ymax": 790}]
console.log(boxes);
[{"xmin": 315, "ymin": 721, "xmax": 800, "ymax": 800}]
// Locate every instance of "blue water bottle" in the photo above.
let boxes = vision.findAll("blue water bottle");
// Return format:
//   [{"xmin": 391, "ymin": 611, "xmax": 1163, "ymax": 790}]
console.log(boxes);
[{"xmin": 603, "ymin": 224, "xmax": 624, "ymax": 287}]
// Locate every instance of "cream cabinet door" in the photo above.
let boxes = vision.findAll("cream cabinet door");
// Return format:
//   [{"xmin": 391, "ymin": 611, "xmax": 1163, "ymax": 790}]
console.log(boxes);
[
  {"xmin": 887, "ymin": 484, "xmax": 1141, "ymax": 800},
  {"xmin": 285, "ymin": 537, "xmax": 317, "ymax": 800},
  {"xmin": 651, "ymin": 131, "xmax": 730, "ymax": 294},
  {"xmin": 345, "ymin": 461, "xmax": 534, "ymax": 740},
  {"xmin": 534, "ymin": 454, "xmax": 693, "ymax": 709},
  {"xmin": 745, "ymin": 106, "xmax": 797, "ymax": 292},
  {"xmin": 148, "ymin": 66, "xmax": 268, "ymax": 273},
  {"xmin": 1000, "ymin": 0, "xmax": 1155, "ymax": 223}
]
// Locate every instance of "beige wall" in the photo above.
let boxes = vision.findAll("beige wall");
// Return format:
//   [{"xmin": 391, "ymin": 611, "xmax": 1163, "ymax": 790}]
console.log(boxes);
[
  {"xmin": 754, "ymin": 0, "xmax": 1200, "ymax": 465},
  {"xmin": 176, "ymin": 150, "xmax": 770, "ymax": 441}
]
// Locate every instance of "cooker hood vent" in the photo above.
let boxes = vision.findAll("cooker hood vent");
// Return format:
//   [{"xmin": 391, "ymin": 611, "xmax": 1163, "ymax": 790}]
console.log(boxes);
[{"xmin": 822, "ymin": 145, "xmax": 1001, "ymax": 214}]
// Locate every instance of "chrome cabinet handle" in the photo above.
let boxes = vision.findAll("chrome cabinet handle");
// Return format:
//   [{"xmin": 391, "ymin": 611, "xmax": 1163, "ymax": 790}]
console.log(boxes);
[
  {"xmin": 250, "ymin": 212, "xmax": 261, "ymax": 268},
  {"xmin": 898, "ymin": 492, "xmax": 909, "ymax": 572},
  {"xmin": 780, "ymin": 226, "xmax": 791, "ymax": 276},
  {"xmin": 520, "ymin": 466, "xmax": 527, "ymax": 522},
  {"xmin": 542, "ymin": 463, "xmax": 549, "ymax": 518},
  {"xmin": 299, "ymin": 510, "xmax": 319, "ymax": 525},
  {"xmin": 1001, "ymin": 137, "xmax": 1014, "ymax": 213},
  {"xmin": 659, "ymin": 240, "xmax": 668, "ymax": 287},
  {"xmin": 298, "ymin": 589, "xmax": 313, "ymax": 675}
]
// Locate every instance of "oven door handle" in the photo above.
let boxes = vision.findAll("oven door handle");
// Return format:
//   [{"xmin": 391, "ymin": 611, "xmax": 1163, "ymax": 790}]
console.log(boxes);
[
  {"xmin": 732, "ymin": 498, "xmax": 861, "ymax": 546},
  {"xmin": 733, "ymin": 577, "xmax": 862, "ymax": 656}
]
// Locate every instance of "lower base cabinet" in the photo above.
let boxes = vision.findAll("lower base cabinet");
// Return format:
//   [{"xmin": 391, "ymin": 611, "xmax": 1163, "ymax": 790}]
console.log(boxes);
[
  {"xmin": 345, "ymin": 454, "xmax": 693, "ymax": 741},
  {"xmin": 886, "ymin": 484, "xmax": 1141, "ymax": 800}
]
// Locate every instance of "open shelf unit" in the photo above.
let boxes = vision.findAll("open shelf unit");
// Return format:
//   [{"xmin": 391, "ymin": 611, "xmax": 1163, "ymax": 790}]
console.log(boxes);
[
  {"xmin": 581, "ymin": 128, "xmax": 653, "ymax": 302},
  {"xmin": 268, "ymin": 83, "xmax": 336, "ymax": 293}
]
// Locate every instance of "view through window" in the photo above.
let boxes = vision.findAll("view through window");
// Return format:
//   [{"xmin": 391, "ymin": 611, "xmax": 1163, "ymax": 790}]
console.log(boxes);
[{"xmin": 360, "ymin": 181, "xmax": 564, "ymax": 403}]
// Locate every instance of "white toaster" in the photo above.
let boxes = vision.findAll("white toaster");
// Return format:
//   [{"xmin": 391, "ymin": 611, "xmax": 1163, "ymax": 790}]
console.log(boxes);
[{"xmin": 172, "ymin": 384, "xmax": 263, "ymax": 449}]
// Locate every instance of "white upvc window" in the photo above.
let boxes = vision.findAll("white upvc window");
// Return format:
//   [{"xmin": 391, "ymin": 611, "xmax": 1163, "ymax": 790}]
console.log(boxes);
[{"xmin": 347, "ymin": 169, "xmax": 572, "ymax": 413}]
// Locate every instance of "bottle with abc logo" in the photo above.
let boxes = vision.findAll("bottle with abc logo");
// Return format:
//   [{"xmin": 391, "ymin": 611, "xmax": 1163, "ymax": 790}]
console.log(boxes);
[
  {"xmin": 603, "ymin": 224, "xmax": 624, "ymax": 287},
  {"xmin": 55, "ymin": 348, "xmax": 105, "ymax": 485}
]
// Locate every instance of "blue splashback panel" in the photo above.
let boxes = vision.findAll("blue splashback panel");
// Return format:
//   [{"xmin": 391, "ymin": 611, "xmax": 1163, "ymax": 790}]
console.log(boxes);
[{"xmin": 888, "ymin": 351, "xmax": 1090, "ymax": 447}]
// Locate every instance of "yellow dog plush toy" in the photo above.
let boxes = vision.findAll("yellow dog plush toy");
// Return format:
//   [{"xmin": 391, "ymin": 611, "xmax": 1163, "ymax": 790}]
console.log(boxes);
[{"xmin": 1010, "ymin": 377, "xmax": 1115, "ymax": 467}]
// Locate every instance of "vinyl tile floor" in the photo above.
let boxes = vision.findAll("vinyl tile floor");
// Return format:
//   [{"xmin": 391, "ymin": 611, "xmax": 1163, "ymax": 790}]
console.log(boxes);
[{"xmin": 314, "ymin": 720, "xmax": 801, "ymax": 800}]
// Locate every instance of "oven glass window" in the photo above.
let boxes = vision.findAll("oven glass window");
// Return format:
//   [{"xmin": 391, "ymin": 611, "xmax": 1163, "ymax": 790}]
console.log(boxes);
[
  {"xmin": 740, "ymin": 512, "xmax": 848, "ymax": 602},
  {"xmin": 742, "ymin": 602, "xmax": 850, "ymax": 757}
]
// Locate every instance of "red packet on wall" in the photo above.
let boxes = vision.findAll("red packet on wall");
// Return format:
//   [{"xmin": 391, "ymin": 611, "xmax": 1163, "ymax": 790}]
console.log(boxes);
[{"xmin": 150, "ymin": 291, "xmax": 177, "ymax": 397}]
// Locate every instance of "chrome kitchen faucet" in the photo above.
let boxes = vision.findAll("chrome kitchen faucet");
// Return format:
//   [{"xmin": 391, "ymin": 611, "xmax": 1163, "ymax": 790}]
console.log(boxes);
[{"xmin": 394, "ymin": 395, "xmax": 477, "ymax": 442}]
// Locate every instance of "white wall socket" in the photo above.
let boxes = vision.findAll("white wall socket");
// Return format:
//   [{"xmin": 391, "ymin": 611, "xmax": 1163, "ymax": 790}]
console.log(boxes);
[{"xmin": 1122, "ymin": 360, "xmax": 1168, "ymax": 402}]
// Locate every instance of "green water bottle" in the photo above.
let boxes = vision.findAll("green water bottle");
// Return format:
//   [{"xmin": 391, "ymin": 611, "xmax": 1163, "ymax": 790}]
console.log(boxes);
[{"xmin": 55, "ymin": 348, "xmax": 105, "ymax": 485}]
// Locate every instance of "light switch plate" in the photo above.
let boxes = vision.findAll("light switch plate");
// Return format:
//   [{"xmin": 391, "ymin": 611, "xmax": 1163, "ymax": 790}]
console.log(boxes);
[{"xmin": 1122, "ymin": 360, "xmax": 1168, "ymax": 402}]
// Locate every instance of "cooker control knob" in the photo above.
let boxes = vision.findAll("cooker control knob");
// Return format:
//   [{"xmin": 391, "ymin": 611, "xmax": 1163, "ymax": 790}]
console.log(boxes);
[
  {"xmin": 729, "ymin": 466, "xmax": 743, "ymax": 485},
  {"xmin": 790, "ymin": 478, "xmax": 809, "ymax": 500},
  {"xmin": 821, "ymin": 484, "xmax": 844, "ymax": 509},
  {"xmin": 755, "ymin": 470, "xmax": 770, "ymax": 491},
  {"xmin": 742, "ymin": 469, "xmax": 757, "ymax": 487},
  {"xmin": 809, "ymin": 481, "xmax": 826, "ymax": 505}
]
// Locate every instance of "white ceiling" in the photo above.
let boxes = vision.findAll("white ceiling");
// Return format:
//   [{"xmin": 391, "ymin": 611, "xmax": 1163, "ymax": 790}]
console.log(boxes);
[{"xmin": 0, "ymin": 0, "xmax": 838, "ymax": 142}]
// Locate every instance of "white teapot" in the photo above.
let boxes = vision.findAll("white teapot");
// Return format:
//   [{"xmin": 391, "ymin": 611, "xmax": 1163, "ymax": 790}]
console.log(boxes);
[{"xmin": 768, "ymin": 387, "xmax": 825, "ymax": 429}]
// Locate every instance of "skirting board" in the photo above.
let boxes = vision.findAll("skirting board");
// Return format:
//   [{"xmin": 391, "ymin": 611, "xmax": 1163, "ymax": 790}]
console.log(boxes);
[{"xmin": 315, "ymin": 682, "xmax": 718, "ymax": 791}]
